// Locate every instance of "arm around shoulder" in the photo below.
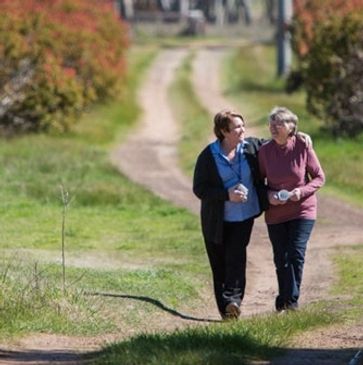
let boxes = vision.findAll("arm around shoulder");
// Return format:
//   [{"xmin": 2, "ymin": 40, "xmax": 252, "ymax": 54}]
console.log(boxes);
[{"xmin": 300, "ymin": 146, "xmax": 325, "ymax": 198}]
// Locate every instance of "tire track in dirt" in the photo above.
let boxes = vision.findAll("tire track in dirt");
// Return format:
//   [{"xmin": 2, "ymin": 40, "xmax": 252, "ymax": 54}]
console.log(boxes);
[{"xmin": 111, "ymin": 48, "xmax": 198, "ymax": 214}]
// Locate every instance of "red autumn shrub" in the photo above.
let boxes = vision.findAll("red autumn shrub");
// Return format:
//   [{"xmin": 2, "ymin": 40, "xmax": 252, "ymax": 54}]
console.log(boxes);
[
  {"xmin": 292, "ymin": 0, "xmax": 363, "ymax": 58},
  {"xmin": 302, "ymin": 12, "xmax": 363, "ymax": 137},
  {"xmin": 0, "ymin": 0, "xmax": 128, "ymax": 133},
  {"xmin": 288, "ymin": 0, "xmax": 363, "ymax": 137}
]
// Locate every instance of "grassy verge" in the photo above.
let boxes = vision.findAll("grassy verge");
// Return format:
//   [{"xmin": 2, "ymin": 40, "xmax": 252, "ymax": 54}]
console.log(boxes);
[
  {"xmin": 91, "ymin": 306, "xmax": 334, "ymax": 365},
  {"xmin": 71, "ymin": 45, "xmax": 158, "ymax": 146},
  {"xmin": 0, "ymin": 44, "xmax": 210, "ymax": 340},
  {"xmin": 332, "ymin": 245, "xmax": 363, "ymax": 321},
  {"xmin": 168, "ymin": 51, "xmax": 211, "ymax": 176}
]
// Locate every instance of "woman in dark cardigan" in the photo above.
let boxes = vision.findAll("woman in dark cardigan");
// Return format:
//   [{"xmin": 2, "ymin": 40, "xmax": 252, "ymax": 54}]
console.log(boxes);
[{"xmin": 193, "ymin": 109, "xmax": 268, "ymax": 319}]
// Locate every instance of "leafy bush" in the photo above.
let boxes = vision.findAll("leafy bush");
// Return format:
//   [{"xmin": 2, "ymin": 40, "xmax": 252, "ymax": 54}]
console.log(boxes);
[
  {"xmin": 0, "ymin": 0, "xmax": 128, "ymax": 134},
  {"xmin": 300, "ymin": 13, "xmax": 363, "ymax": 137},
  {"xmin": 292, "ymin": 0, "xmax": 363, "ymax": 58},
  {"xmin": 289, "ymin": 1, "xmax": 363, "ymax": 137}
]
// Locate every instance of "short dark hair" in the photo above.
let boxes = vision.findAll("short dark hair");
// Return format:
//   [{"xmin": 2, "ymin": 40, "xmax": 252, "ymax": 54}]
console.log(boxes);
[{"xmin": 214, "ymin": 109, "xmax": 245, "ymax": 141}]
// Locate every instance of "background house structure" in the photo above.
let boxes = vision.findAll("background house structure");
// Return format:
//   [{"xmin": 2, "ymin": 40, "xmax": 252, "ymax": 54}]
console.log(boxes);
[{"xmin": 115, "ymin": 0, "xmax": 277, "ymax": 26}]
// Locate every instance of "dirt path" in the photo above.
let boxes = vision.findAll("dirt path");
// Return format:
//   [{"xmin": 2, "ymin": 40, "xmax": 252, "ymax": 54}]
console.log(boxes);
[
  {"xmin": 111, "ymin": 48, "xmax": 197, "ymax": 214},
  {"xmin": 1, "ymin": 46, "xmax": 362, "ymax": 364}
]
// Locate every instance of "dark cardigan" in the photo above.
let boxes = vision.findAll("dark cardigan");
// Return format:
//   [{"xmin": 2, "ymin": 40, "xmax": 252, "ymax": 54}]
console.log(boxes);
[{"xmin": 193, "ymin": 137, "xmax": 268, "ymax": 245}]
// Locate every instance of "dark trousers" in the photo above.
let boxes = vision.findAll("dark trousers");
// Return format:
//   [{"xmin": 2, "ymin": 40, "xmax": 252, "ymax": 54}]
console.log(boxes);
[
  {"xmin": 267, "ymin": 219, "xmax": 315, "ymax": 310},
  {"xmin": 204, "ymin": 219, "xmax": 254, "ymax": 316}
]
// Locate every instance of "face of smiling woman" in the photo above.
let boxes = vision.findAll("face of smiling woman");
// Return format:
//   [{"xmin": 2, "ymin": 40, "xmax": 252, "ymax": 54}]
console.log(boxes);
[
  {"xmin": 269, "ymin": 119, "xmax": 294, "ymax": 145},
  {"xmin": 222, "ymin": 116, "xmax": 246, "ymax": 148}
]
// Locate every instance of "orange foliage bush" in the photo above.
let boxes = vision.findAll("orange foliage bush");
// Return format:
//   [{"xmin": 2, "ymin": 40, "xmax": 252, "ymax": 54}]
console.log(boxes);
[
  {"xmin": 293, "ymin": 0, "xmax": 363, "ymax": 57},
  {"xmin": 291, "ymin": 1, "xmax": 363, "ymax": 137},
  {"xmin": 0, "ymin": 0, "xmax": 128, "ymax": 133}
]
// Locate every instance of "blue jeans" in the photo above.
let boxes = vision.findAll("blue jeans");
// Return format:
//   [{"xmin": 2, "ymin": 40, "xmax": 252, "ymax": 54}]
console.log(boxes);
[{"xmin": 267, "ymin": 219, "xmax": 315, "ymax": 310}]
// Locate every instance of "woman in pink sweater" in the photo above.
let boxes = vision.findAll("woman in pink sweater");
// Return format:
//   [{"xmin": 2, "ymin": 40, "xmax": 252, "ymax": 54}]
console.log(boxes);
[{"xmin": 258, "ymin": 106, "xmax": 325, "ymax": 312}]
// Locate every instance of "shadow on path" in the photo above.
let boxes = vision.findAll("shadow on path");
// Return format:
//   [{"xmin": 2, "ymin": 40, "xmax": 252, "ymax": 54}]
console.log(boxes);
[
  {"xmin": 270, "ymin": 347, "xmax": 362, "ymax": 365},
  {"xmin": 86, "ymin": 291, "xmax": 221, "ymax": 323},
  {"xmin": 0, "ymin": 349, "xmax": 84, "ymax": 364},
  {"xmin": 0, "ymin": 345, "xmax": 359, "ymax": 365}
]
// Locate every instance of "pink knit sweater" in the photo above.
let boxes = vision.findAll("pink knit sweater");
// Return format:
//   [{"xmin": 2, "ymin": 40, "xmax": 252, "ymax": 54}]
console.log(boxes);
[{"xmin": 258, "ymin": 136, "xmax": 325, "ymax": 224}]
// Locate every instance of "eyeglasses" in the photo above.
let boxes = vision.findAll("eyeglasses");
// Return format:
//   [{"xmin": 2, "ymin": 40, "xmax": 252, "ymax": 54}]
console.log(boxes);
[{"xmin": 269, "ymin": 120, "xmax": 286, "ymax": 127}]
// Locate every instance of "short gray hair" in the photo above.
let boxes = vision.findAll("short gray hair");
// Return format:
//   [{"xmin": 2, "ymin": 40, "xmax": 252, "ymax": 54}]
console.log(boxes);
[{"xmin": 269, "ymin": 106, "xmax": 298, "ymax": 136}]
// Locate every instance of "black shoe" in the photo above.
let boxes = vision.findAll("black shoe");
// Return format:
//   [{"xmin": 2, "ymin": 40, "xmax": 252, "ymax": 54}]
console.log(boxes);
[
  {"xmin": 285, "ymin": 302, "xmax": 299, "ymax": 311},
  {"xmin": 275, "ymin": 296, "xmax": 285, "ymax": 313}
]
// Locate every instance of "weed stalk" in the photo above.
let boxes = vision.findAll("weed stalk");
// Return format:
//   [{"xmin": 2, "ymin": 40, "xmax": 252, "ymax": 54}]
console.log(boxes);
[{"xmin": 60, "ymin": 184, "xmax": 70, "ymax": 294}]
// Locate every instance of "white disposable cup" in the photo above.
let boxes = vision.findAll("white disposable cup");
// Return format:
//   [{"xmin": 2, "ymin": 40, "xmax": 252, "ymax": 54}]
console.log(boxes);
[
  {"xmin": 277, "ymin": 189, "xmax": 290, "ymax": 201},
  {"xmin": 236, "ymin": 183, "xmax": 248, "ymax": 199}
]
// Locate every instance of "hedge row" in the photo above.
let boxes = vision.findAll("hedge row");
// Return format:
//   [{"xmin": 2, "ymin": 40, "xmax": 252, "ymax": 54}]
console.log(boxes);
[{"xmin": 0, "ymin": 0, "xmax": 128, "ymax": 134}]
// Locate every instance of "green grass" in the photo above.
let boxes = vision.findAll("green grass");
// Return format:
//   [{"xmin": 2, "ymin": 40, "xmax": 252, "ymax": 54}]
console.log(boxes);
[
  {"xmin": 314, "ymin": 136, "xmax": 363, "ymax": 205},
  {"xmin": 70, "ymin": 45, "xmax": 158, "ymax": 146},
  {"xmin": 90, "ymin": 305, "xmax": 335, "ymax": 365},
  {"xmin": 332, "ymin": 244, "xmax": 363, "ymax": 320},
  {"xmin": 71, "ymin": 241, "xmax": 363, "ymax": 365},
  {"xmin": 0, "ymin": 44, "xmax": 209, "ymax": 340},
  {"xmin": 0, "ymin": 256, "xmax": 112, "ymax": 337},
  {"xmin": 80, "ymin": 242, "xmax": 363, "ymax": 365},
  {"xmin": 82, "ymin": 241, "xmax": 363, "ymax": 365},
  {"xmin": 222, "ymin": 44, "xmax": 322, "ymax": 134}
]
